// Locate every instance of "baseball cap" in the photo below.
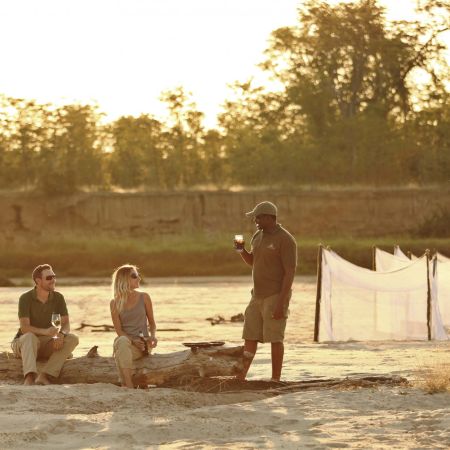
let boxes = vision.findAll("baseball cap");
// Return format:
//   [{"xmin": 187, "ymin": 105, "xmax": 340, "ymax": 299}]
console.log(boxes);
[{"xmin": 245, "ymin": 201, "xmax": 278, "ymax": 218}]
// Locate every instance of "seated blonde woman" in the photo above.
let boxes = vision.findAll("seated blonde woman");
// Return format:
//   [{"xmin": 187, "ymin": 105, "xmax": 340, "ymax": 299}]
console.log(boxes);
[{"xmin": 110, "ymin": 264, "xmax": 157, "ymax": 388}]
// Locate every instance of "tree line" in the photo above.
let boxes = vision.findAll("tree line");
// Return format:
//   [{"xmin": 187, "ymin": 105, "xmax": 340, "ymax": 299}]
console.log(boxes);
[{"xmin": 1, "ymin": 0, "xmax": 449, "ymax": 193}]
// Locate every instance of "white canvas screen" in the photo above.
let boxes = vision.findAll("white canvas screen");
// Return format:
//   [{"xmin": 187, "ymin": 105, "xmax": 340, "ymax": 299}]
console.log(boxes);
[
  {"xmin": 317, "ymin": 248, "xmax": 448, "ymax": 342},
  {"xmin": 394, "ymin": 246, "xmax": 418, "ymax": 260},
  {"xmin": 376, "ymin": 248, "xmax": 450, "ymax": 329},
  {"xmin": 438, "ymin": 252, "xmax": 450, "ymax": 263},
  {"xmin": 375, "ymin": 247, "xmax": 411, "ymax": 271},
  {"xmin": 436, "ymin": 253, "xmax": 450, "ymax": 329}
]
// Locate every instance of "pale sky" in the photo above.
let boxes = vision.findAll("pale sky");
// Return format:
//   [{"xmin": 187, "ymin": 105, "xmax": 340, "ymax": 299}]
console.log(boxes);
[{"xmin": 0, "ymin": 0, "xmax": 444, "ymax": 127}]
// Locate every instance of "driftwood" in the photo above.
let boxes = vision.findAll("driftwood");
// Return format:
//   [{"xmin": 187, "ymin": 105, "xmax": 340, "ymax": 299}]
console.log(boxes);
[
  {"xmin": 0, "ymin": 276, "xmax": 15, "ymax": 287},
  {"xmin": 75, "ymin": 323, "xmax": 115, "ymax": 332},
  {"xmin": 206, "ymin": 313, "xmax": 244, "ymax": 326},
  {"xmin": 160, "ymin": 375, "xmax": 409, "ymax": 394},
  {"xmin": 0, "ymin": 345, "xmax": 245, "ymax": 385},
  {"xmin": 75, "ymin": 322, "xmax": 183, "ymax": 332}
]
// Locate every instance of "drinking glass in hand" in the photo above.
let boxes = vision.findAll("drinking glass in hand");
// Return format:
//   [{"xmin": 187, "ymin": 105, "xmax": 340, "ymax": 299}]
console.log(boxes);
[
  {"xmin": 139, "ymin": 330, "xmax": 149, "ymax": 356},
  {"xmin": 234, "ymin": 234, "xmax": 245, "ymax": 252},
  {"xmin": 51, "ymin": 313, "xmax": 61, "ymax": 339}
]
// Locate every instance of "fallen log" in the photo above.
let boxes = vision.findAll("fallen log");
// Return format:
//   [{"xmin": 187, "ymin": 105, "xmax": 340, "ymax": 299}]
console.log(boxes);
[{"xmin": 0, "ymin": 345, "xmax": 245, "ymax": 385}]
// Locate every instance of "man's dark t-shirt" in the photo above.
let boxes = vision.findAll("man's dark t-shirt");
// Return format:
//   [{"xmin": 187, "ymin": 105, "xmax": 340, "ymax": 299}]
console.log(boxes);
[
  {"xmin": 250, "ymin": 224, "xmax": 297, "ymax": 298},
  {"xmin": 16, "ymin": 288, "xmax": 68, "ymax": 337}
]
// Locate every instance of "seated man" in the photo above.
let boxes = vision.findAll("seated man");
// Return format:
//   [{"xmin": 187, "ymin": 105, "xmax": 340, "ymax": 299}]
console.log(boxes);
[{"xmin": 11, "ymin": 264, "xmax": 79, "ymax": 385}]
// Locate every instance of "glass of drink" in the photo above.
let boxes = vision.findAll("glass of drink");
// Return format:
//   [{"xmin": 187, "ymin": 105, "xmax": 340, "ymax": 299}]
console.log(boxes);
[
  {"xmin": 51, "ymin": 313, "xmax": 61, "ymax": 339},
  {"xmin": 234, "ymin": 234, "xmax": 245, "ymax": 252},
  {"xmin": 139, "ymin": 330, "xmax": 149, "ymax": 355}
]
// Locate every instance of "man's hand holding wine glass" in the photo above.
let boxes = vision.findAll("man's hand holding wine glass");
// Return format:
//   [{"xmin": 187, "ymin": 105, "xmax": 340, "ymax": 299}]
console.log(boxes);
[{"xmin": 51, "ymin": 313, "xmax": 64, "ymax": 350}]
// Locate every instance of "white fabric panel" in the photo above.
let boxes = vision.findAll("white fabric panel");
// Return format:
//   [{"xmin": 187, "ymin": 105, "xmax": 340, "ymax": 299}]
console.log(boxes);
[
  {"xmin": 394, "ymin": 246, "xmax": 418, "ymax": 260},
  {"xmin": 437, "ymin": 252, "xmax": 450, "ymax": 263},
  {"xmin": 375, "ymin": 247, "xmax": 412, "ymax": 271},
  {"xmin": 318, "ymin": 248, "xmax": 449, "ymax": 342},
  {"xmin": 436, "ymin": 254, "xmax": 450, "ymax": 328},
  {"xmin": 393, "ymin": 246, "xmax": 410, "ymax": 260},
  {"xmin": 375, "ymin": 249, "xmax": 449, "ymax": 329},
  {"xmin": 431, "ymin": 264, "xmax": 448, "ymax": 340}
]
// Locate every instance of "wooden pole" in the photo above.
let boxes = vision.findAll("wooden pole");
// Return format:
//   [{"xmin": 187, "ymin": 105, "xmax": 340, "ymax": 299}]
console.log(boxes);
[
  {"xmin": 425, "ymin": 249, "xmax": 432, "ymax": 341},
  {"xmin": 313, "ymin": 245, "xmax": 323, "ymax": 342},
  {"xmin": 372, "ymin": 246, "xmax": 377, "ymax": 271}
]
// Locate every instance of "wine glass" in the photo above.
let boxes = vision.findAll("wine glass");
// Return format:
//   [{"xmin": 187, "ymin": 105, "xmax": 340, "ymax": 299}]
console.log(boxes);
[{"xmin": 51, "ymin": 313, "xmax": 61, "ymax": 339}]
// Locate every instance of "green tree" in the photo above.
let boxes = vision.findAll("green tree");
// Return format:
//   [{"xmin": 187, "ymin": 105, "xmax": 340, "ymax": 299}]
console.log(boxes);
[
  {"xmin": 0, "ymin": 97, "xmax": 53, "ymax": 189},
  {"xmin": 218, "ymin": 81, "xmax": 298, "ymax": 186},
  {"xmin": 110, "ymin": 114, "xmax": 164, "ymax": 188},
  {"xmin": 0, "ymin": 95, "xmax": 16, "ymax": 188},
  {"xmin": 0, "ymin": 98, "xmax": 108, "ymax": 193},
  {"xmin": 260, "ymin": 0, "xmax": 450, "ymax": 183},
  {"xmin": 49, "ymin": 104, "xmax": 105, "ymax": 193},
  {"xmin": 403, "ymin": 99, "xmax": 450, "ymax": 183},
  {"xmin": 202, "ymin": 129, "xmax": 228, "ymax": 187},
  {"xmin": 159, "ymin": 87, "xmax": 206, "ymax": 188}
]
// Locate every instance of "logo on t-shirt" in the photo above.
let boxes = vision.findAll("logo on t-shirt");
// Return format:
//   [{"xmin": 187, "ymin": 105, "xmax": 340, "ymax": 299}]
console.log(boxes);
[{"xmin": 266, "ymin": 243, "xmax": 276, "ymax": 250}]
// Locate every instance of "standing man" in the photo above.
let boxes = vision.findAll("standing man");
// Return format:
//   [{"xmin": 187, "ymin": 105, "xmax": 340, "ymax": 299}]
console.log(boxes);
[
  {"xmin": 235, "ymin": 201, "xmax": 297, "ymax": 381},
  {"xmin": 11, "ymin": 264, "xmax": 79, "ymax": 385}
]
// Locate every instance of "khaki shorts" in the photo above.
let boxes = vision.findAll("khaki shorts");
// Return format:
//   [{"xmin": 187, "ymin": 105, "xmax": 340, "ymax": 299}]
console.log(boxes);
[{"xmin": 242, "ymin": 292, "xmax": 290, "ymax": 343}]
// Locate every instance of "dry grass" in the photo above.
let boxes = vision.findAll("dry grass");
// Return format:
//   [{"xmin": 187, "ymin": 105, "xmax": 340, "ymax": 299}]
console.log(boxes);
[{"xmin": 415, "ymin": 360, "xmax": 450, "ymax": 394}]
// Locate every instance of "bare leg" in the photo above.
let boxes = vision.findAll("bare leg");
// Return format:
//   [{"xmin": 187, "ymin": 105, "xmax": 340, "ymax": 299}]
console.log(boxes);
[
  {"xmin": 121, "ymin": 368, "xmax": 134, "ymax": 388},
  {"xmin": 23, "ymin": 372, "xmax": 35, "ymax": 385},
  {"xmin": 236, "ymin": 340, "xmax": 258, "ymax": 381},
  {"xmin": 271, "ymin": 342, "xmax": 284, "ymax": 381}
]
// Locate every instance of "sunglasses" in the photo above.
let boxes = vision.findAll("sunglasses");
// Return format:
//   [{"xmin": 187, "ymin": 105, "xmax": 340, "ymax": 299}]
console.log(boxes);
[
  {"xmin": 130, "ymin": 273, "xmax": 139, "ymax": 279},
  {"xmin": 45, "ymin": 275, "xmax": 56, "ymax": 281}
]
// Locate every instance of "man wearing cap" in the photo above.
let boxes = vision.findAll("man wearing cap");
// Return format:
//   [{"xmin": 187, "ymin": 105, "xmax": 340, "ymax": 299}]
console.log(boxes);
[
  {"xmin": 11, "ymin": 264, "xmax": 79, "ymax": 385},
  {"xmin": 234, "ymin": 201, "xmax": 297, "ymax": 381}
]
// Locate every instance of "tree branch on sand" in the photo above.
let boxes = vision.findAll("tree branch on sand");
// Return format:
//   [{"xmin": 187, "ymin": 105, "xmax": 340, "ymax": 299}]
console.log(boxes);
[
  {"xmin": 74, "ymin": 323, "xmax": 184, "ymax": 332},
  {"xmin": 161, "ymin": 375, "xmax": 409, "ymax": 394}
]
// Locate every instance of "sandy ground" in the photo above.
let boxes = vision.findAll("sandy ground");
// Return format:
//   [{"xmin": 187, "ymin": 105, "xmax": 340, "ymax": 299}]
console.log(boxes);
[
  {"xmin": 0, "ymin": 382, "xmax": 449, "ymax": 449},
  {"xmin": 1, "ymin": 280, "xmax": 449, "ymax": 449}
]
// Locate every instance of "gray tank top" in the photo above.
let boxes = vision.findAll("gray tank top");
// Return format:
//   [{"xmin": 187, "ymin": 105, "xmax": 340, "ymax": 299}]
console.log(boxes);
[{"xmin": 119, "ymin": 293, "xmax": 149, "ymax": 338}]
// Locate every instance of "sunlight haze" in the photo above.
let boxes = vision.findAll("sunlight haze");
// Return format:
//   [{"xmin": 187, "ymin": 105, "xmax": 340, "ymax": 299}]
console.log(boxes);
[{"xmin": 0, "ymin": 0, "xmax": 443, "ymax": 127}]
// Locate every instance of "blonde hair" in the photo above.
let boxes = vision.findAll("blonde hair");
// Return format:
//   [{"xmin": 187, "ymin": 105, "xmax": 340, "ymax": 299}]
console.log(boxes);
[{"xmin": 111, "ymin": 264, "xmax": 137, "ymax": 314}]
